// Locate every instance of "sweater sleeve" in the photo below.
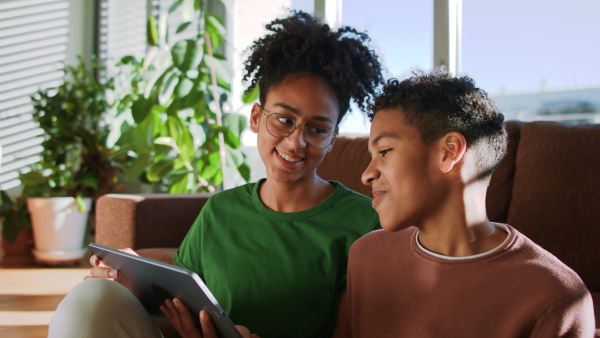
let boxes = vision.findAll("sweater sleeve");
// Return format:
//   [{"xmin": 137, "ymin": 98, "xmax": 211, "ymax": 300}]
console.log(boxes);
[{"xmin": 532, "ymin": 287, "xmax": 595, "ymax": 337}]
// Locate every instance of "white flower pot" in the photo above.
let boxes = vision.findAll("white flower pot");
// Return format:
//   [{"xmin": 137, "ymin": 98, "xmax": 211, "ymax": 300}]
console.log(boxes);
[{"xmin": 27, "ymin": 197, "xmax": 92, "ymax": 264}]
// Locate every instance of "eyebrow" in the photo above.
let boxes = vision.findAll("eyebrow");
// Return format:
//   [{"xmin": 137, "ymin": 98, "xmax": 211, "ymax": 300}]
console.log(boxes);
[
  {"xmin": 273, "ymin": 103, "xmax": 334, "ymax": 123},
  {"xmin": 368, "ymin": 132, "xmax": 398, "ymax": 156}
]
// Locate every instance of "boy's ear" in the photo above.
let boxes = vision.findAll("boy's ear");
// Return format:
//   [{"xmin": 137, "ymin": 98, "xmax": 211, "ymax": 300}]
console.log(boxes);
[
  {"xmin": 439, "ymin": 132, "xmax": 467, "ymax": 173},
  {"xmin": 250, "ymin": 103, "xmax": 261, "ymax": 133}
]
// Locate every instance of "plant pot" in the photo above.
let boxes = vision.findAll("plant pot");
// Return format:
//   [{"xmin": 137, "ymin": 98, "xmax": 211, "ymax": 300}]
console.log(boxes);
[
  {"xmin": 1, "ymin": 228, "xmax": 35, "ymax": 266},
  {"xmin": 27, "ymin": 197, "xmax": 92, "ymax": 264}
]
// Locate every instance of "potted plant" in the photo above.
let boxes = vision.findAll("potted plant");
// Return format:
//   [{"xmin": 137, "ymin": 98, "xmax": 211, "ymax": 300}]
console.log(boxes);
[
  {"xmin": 0, "ymin": 57, "xmax": 124, "ymax": 265},
  {"xmin": 107, "ymin": 0, "xmax": 251, "ymax": 194}
]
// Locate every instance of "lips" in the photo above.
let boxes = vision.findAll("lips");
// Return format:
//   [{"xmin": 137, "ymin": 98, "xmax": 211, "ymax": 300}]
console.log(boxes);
[
  {"xmin": 371, "ymin": 189, "xmax": 386, "ymax": 206},
  {"xmin": 276, "ymin": 149, "xmax": 303, "ymax": 163}
]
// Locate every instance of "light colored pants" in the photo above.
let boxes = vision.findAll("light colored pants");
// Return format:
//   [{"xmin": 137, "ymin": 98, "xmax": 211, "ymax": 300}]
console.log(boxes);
[{"xmin": 48, "ymin": 278, "xmax": 163, "ymax": 338}]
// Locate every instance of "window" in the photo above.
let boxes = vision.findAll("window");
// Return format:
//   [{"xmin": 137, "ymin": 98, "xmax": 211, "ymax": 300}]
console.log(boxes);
[
  {"xmin": 0, "ymin": 0, "xmax": 71, "ymax": 190},
  {"xmin": 462, "ymin": 0, "xmax": 600, "ymax": 123},
  {"xmin": 339, "ymin": 0, "xmax": 433, "ymax": 133}
]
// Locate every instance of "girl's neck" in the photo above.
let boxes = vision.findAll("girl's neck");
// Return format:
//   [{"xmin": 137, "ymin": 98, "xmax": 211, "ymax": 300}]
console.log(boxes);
[{"xmin": 259, "ymin": 176, "xmax": 335, "ymax": 213}]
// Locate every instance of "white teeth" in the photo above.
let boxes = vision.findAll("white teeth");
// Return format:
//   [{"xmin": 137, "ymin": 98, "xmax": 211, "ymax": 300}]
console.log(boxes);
[{"xmin": 277, "ymin": 150, "xmax": 302, "ymax": 163}]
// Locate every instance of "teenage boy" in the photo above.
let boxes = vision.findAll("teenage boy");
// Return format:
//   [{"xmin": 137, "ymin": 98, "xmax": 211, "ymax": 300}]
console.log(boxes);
[{"xmin": 333, "ymin": 68, "xmax": 595, "ymax": 337}]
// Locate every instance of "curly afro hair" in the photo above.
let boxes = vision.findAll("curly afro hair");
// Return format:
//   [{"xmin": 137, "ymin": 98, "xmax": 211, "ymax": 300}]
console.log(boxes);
[
  {"xmin": 371, "ymin": 67, "xmax": 507, "ymax": 180},
  {"xmin": 242, "ymin": 10, "xmax": 384, "ymax": 125}
]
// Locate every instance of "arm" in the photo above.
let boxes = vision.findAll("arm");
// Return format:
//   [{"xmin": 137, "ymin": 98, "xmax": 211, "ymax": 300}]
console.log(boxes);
[{"xmin": 332, "ymin": 292, "xmax": 351, "ymax": 338}]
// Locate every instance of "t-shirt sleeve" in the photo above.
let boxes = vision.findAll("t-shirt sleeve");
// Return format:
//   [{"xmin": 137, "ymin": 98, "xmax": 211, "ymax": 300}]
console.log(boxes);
[{"xmin": 531, "ymin": 287, "xmax": 595, "ymax": 337}]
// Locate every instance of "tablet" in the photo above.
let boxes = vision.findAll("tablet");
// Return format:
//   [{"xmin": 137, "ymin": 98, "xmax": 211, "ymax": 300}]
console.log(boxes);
[{"xmin": 88, "ymin": 243, "xmax": 241, "ymax": 338}]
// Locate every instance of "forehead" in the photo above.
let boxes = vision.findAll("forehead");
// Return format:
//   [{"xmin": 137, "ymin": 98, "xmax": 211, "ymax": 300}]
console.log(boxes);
[{"xmin": 264, "ymin": 74, "xmax": 339, "ymax": 118}]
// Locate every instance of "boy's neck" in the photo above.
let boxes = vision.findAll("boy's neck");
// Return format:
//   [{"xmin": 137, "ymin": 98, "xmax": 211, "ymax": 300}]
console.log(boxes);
[
  {"xmin": 416, "ymin": 181, "xmax": 507, "ymax": 257},
  {"xmin": 259, "ymin": 176, "xmax": 335, "ymax": 213}
]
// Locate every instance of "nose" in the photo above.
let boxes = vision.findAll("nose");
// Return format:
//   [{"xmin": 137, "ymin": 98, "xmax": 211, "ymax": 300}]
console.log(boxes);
[
  {"xmin": 361, "ymin": 158, "xmax": 379, "ymax": 186},
  {"xmin": 285, "ymin": 125, "xmax": 308, "ymax": 148}
]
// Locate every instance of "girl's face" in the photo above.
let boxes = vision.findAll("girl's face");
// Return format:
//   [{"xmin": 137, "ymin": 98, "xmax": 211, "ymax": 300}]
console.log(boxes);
[{"xmin": 250, "ymin": 73, "xmax": 339, "ymax": 185}]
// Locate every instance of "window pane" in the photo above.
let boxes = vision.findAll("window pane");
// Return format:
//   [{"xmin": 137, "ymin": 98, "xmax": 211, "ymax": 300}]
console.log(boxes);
[
  {"xmin": 340, "ymin": 0, "xmax": 433, "ymax": 133},
  {"xmin": 462, "ymin": 0, "xmax": 600, "ymax": 123}
]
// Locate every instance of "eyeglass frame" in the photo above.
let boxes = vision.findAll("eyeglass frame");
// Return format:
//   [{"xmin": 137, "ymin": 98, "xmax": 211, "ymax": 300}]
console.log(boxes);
[{"xmin": 258, "ymin": 105, "xmax": 338, "ymax": 149}]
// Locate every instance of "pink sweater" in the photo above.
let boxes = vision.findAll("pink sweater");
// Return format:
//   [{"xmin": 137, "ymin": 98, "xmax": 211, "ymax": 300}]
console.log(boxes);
[{"xmin": 347, "ymin": 225, "xmax": 595, "ymax": 337}]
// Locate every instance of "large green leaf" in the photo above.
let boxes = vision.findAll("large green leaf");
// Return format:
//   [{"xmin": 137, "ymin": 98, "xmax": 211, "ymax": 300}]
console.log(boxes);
[
  {"xmin": 171, "ymin": 40, "xmax": 203, "ymax": 72},
  {"xmin": 147, "ymin": 159, "xmax": 175, "ymax": 182},
  {"xmin": 178, "ymin": 128, "xmax": 195, "ymax": 161},
  {"xmin": 237, "ymin": 160, "xmax": 251, "ymax": 182},
  {"xmin": 131, "ymin": 97, "xmax": 153, "ymax": 123},
  {"xmin": 20, "ymin": 172, "xmax": 49, "ymax": 187},
  {"xmin": 159, "ymin": 70, "xmax": 180, "ymax": 105},
  {"xmin": 169, "ymin": 173, "xmax": 189, "ymax": 193},
  {"xmin": 125, "ymin": 154, "xmax": 152, "ymax": 180}
]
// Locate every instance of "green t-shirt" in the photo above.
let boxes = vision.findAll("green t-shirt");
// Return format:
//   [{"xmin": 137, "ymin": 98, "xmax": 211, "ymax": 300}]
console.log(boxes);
[{"xmin": 173, "ymin": 179, "xmax": 379, "ymax": 338}]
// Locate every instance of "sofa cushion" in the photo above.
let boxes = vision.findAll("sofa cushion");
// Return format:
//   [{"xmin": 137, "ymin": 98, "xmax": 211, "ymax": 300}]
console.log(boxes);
[
  {"xmin": 317, "ymin": 135, "xmax": 372, "ymax": 197},
  {"xmin": 507, "ymin": 121, "xmax": 600, "ymax": 295},
  {"xmin": 487, "ymin": 120, "xmax": 523, "ymax": 223}
]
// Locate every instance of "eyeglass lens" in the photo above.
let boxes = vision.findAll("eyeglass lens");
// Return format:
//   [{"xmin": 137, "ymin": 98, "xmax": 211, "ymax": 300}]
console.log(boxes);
[{"xmin": 266, "ymin": 113, "xmax": 335, "ymax": 149}]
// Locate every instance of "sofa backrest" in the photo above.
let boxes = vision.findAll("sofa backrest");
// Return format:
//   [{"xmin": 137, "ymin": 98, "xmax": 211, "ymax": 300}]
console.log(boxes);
[
  {"xmin": 317, "ymin": 135, "xmax": 372, "ymax": 197},
  {"xmin": 505, "ymin": 121, "xmax": 600, "ymax": 295}
]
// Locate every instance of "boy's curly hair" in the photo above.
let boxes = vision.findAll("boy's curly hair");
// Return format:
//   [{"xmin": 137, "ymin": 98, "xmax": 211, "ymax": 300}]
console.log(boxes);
[
  {"xmin": 371, "ymin": 67, "xmax": 507, "ymax": 180},
  {"xmin": 243, "ymin": 10, "xmax": 384, "ymax": 125}
]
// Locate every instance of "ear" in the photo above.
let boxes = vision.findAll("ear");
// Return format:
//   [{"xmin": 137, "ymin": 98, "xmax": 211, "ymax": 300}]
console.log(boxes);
[
  {"xmin": 439, "ymin": 132, "xmax": 467, "ymax": 173},
  {"xmin": 250, "ymin": 103, "xmax": 262, "ymax": 133}
]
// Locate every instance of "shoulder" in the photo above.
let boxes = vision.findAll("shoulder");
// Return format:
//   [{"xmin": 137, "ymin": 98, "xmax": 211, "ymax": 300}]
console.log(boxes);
[
  {"xmin": 207, "ymin": 182, "xmax": 256, "ymax": 203},
  {"xmin": 330, "ymin": 181, "xmax": 375, "ymax": 209},
  {"xmin": 507, "ymin": 228, "xmax": 588, "ymax": 296},
  {"xmin": 350, "ymin": 227, "xmax": 416, "ymax": 257}
]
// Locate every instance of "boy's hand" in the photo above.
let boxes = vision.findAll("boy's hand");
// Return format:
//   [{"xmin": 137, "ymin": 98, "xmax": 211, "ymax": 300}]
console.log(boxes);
[
  {"xmin": 160, "ymin": 298, "xmax": 255, "ymax": 338},
  {"xmin": 84, "ymin": 248, "xmax": 138, "ymax": 281}
]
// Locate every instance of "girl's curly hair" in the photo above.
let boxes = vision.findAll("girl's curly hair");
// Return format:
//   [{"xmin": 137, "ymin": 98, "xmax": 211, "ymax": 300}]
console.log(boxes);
[{"xmin": 242, "ymin": 10, "xmax": 384, "ymax": 125}]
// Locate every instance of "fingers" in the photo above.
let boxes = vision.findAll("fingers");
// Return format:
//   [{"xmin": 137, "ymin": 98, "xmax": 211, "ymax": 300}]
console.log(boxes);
[
  {"xmin": 88, "ymin": 266, "xmax": 118, "ymax": 279},
  {"xmin": 200, "ymin": 310, "xmax": 218, "ymax": 338},
  {"xmin": 161, "ymin": 298, "xmax": 202, "ymax": 338}
]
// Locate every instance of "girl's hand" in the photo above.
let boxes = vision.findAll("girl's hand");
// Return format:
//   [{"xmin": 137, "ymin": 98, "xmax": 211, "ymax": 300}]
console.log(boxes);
[
  {"xmin": 83, "ymin": 248, "xmax": 138, "ymax": 281},
  {"xmin": 160, "ymin": 298, "xmax": 256, "ymax": 338}
]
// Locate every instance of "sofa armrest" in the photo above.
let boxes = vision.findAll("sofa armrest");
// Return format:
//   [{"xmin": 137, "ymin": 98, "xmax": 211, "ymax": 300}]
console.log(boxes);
[{"xmin": 95, "ymin": 193, "xmax": 211, "ymax": 251}]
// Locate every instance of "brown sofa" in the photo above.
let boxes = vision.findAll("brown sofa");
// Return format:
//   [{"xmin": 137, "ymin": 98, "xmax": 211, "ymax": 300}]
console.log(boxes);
[{"xmin": 96, "ymin": 120, "xmax": 599, "ymax": 331}]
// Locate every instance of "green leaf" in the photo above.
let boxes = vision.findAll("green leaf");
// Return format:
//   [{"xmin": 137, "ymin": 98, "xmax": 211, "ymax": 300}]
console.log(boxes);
[
  {"xmin": 168, "ymin": 0, "xmax": 184, "ymax": 14},
  {"xmin": 147, "ymin": 160, "xmax": 175, "ymax": 182},
  {"xmin": 171, "ymin": 40, "xmax": 203, "ymax": 72},
  {"xmin": 176, "ymin": 76, "xmax": 194, "ymax": 99},
  {"xmin": 222, "ymin": 114, "xmax": 246, "ymax": 149},
  {"xmin": 169, "ymin": 174, "xmax": 189, "ymax": 193},
  {"xmin": 20, "ymin": 172, "xmax": 49, "ymax": 187},
  {"xmin": 2, "ymin": 212, "xmax": 19, "ymax": 243},
  {"xmin": 75, "ymin": 194, "xmax": 87, "ymax": 213},
  {"xmin": 189, "ymin": 119, "xmax": 206, "ymax": 147},
  {"xmin": 147, "ymin": 16, "xmax": 159, "ymax": 46},
  {"xmin": 125, "ymin": 154, "xmax": 152, "ymax": 180},
  {"xmin": 176, "ymin": 21, "xmax": 192, "ymax": 34},
  {"xmin": 206, "ymin": 14, "xmax": 226, "ymax": 37},
  {"xmin": 178, "ymin": 128, "xmax": 195, "ymax": 160},
  {"xmin": 159, "ymin": 70, "xmax": 180, "ymax": 105},
  {"xmin": 204, "ymin": 55, "xmax": 233, "ymax": 84},
  {"xmin": 242, "ymin": 84, "xmax": 259, "ymax": 104},
  {"xmin": 225, "ymin": 145, "xmax": 243, "ymax": 167},
  {"xmin": 131, "ymin": 97, "xmax": 153, "ymax": 123}
]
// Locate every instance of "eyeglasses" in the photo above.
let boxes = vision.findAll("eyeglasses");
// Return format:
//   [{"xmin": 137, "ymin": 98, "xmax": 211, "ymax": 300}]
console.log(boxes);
[{"xmin": 260, "ymin": 106, "xmax": 338, "ymax": 149}]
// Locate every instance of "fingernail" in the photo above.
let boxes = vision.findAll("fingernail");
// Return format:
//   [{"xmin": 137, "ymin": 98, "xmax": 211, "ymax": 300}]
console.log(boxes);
[
  {"xmin": 109, "ymin": 270, "xmax": 118, "ymax": 278},
  {"xmin": 200, "ymin": 310, "xmax": 207, "ymax": 319}
]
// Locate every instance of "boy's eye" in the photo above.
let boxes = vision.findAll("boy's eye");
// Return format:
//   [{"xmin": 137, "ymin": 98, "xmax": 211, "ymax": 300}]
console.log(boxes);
[{"xmin": 379, "ymin": 148, "xmax": 391, "ymax": 157}]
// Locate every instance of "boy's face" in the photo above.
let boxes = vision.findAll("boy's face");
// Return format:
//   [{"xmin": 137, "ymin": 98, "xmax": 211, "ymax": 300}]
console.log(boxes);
[
  {"xmin": 362, "ymin": 108, "xmax": 443, "ymax": 231},
  {"xmin": 250, "ymin": 74, "xmax": 339, "ymax": 185}
]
